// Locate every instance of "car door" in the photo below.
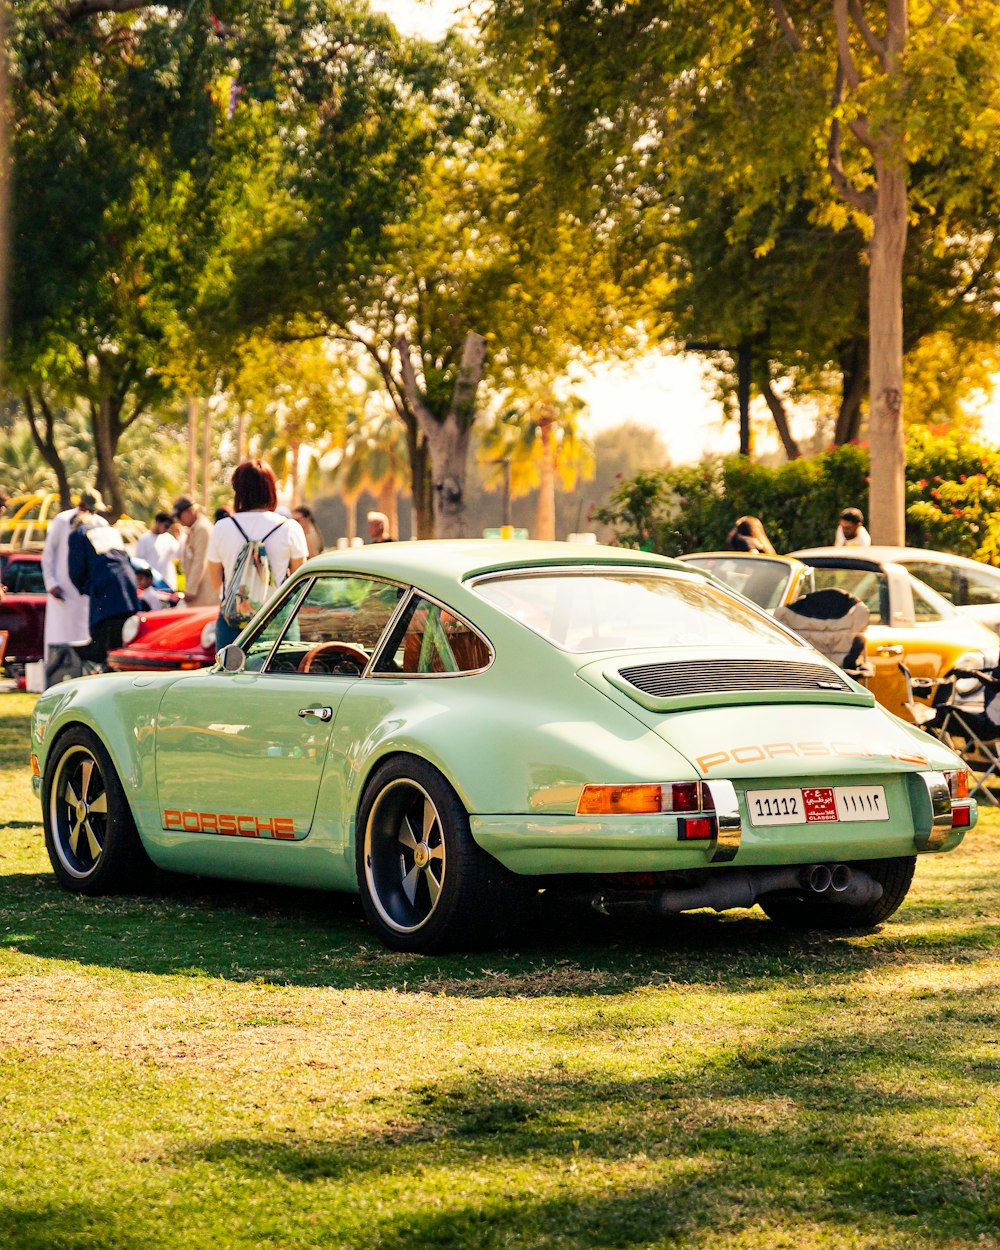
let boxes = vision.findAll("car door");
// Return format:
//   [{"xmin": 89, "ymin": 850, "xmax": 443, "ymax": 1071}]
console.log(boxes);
[{"xmin": 154, "ymin": 574, "xmax": 406, "ymax": 843}]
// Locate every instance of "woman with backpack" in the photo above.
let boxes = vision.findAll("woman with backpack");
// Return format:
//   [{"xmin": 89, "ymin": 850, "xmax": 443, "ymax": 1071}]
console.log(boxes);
[{"xmin": 206, "ymin": 460, "xmax": 309, "ymax": 652}]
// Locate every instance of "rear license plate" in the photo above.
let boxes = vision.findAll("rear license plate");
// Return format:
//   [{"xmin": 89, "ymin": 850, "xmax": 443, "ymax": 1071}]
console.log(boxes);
[{"xmin": 746, "ymin": 785, "xmax": 888, "ymax": 827}]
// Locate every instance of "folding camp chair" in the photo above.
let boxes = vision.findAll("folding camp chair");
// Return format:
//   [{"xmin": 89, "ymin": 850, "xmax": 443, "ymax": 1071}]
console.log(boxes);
[{"xmin": 899, "ymin": 663, "xmax": 1000, "ymax": 807}]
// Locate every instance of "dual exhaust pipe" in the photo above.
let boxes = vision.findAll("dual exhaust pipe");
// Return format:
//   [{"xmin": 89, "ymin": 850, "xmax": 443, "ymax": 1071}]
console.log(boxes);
[{"xmin": 592, "ymin": 863, "xmax": 883, "ymax": 917}]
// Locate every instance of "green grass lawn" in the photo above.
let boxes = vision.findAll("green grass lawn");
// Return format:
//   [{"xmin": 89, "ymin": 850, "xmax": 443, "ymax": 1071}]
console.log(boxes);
[{"xmin": 1, "ymin": 692, "xmax": 997, "ymax": 1249}]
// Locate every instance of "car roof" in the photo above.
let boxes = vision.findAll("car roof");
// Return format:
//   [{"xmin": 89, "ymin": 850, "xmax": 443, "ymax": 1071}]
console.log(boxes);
[
  {"xmin": 681, "ymin": 551, "xmax": 807, "ymax": 570},
  {"xmin": 790, "ymin": 545, "xmax": 997, "ymax": 570},
  {"xmin": 298, "ymin": 540, "xmax": 696, "ymax": 593}
]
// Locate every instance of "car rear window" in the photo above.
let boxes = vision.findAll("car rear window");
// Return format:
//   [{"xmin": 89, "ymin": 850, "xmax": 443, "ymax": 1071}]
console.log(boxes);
[{"xmin": 473, "ymin": 570, "xmax": 798, "ymax": 653}]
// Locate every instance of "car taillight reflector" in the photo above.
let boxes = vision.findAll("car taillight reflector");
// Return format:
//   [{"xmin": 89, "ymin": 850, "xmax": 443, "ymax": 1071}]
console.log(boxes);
[
  {"xmin": 945, "ymin": 770, "xmax": 969, "ymax": 800},
  {"xmin": 952, "ymin": 805, "xmax": 972, "ymax": 828},
  {"xmin": 666, "ymin": 782, "xmax": 701, "ymax": 812},
  {"xmin": 578, "ymin": 784, "xmax": 663, "ymax": 815},
  {"xmin": 677, "ymin": 815, "xmax": 717, "ymax": 841}
]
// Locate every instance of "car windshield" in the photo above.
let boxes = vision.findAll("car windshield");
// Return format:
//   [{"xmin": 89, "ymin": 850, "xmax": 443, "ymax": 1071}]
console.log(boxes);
[
  {"xmin": 473, "ymin": 569, "xmax": 799, "ymax": 652},
  {"xmin": 680, "ymin": 556, "xmax": 801, "ymax": 611}
]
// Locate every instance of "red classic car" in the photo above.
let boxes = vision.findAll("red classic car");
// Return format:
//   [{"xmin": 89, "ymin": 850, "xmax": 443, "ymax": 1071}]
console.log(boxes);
[
  {"xmin": 0, "ymin": 552, "xmax": 47, "ymax": 675},
  {"xmin": 107, "ymin": 605, "xmax": 218, "ymax": 672},
  {"xmin": 0, "ymin": 551, "xmax": 184, "ymax": 678}
]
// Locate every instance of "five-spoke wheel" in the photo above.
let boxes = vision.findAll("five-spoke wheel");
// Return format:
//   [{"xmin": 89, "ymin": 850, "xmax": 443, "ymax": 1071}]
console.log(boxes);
[
  {"xmin": 356, "ymin": 757, "xmax": 519, "ymax": 953},
  {"xmin": 49, "ymin": 743, "xmax": 110, "ymax": 879},
  {"xmin": 42, "ymin": 727, "xmax": 155, "ymax": 893}
]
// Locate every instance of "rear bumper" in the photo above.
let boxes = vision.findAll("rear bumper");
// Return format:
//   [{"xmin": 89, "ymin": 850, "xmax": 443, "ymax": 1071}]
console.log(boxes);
[{"xmin": 471, "ymin": 772, "xmax": 972, "ymax": 875}]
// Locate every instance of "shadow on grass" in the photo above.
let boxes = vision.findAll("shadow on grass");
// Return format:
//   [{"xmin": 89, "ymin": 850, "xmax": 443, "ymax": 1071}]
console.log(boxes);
[
  {"xmin": 173, "ymin": 1050, "xmax": 998, "ymax": 1246},
  {"xmin": 2, "ymin": 860, "xmax": 998, "ymax": 995}
]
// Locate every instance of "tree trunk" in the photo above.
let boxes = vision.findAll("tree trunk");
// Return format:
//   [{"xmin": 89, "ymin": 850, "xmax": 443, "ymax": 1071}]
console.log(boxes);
[
  {"xmin": 395, "ymin": 331, "xmax": 487, "ymax": 539},
  {"xmin": 867, "ymin": 159, "xmax": 907, "ymax": 544},
  {"xmin": 22, "ymin": 389, "xmax": 72, "ymax": 508},
  {"xmin": 289, "ymin": 439, "xmax": 301, "ymax": 506},
  {"xmin": 377, "ymin": 479, "xmax": 399, "ymax": 541},
  {"xmin": 760, "ymin": 376, "xmax": 801, "ymax": 460},
  {"xmin": 92, "ymin": 394, "xmax": 125, "ymax": 516},
  {"xmin": 835, "ymin": 337, "xmax": 867, "ymax": 445},
  {"xmin": 404, "ymin": 424, "xmax": 433, "ymax": 539},
  {"xmin": 536, "ymin": 418, "xmax": 556, "ymax": 539}
]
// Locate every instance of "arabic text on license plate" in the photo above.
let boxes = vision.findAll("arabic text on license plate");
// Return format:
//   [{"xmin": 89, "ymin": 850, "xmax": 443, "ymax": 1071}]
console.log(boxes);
[{"xmin": 746, "ymin": 785, "xmax": 888, "ymax": 827}]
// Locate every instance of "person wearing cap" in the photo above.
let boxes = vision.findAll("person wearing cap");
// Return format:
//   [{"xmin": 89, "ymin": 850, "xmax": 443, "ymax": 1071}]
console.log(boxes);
[
  {"xmin": 367, "ymin": 511, "xmax": 393, "ymax": 543},
  {"xmin": 135, "ymin": 511, "xmax": 180, "ymax": 590},
  {"xmin": 68, "ymin": 507, "xmax": 141, "ymax": 668},
  {"xmin": 834, "ymin": 507, "xmax": 872, "ymax": 547},
  {"xmin": 172, "ymin": 496, "xmax": 217, "ymax": 607},
  {"xmin": 40, "ymin": 489, "xmax": 110, "ymax": 687}
]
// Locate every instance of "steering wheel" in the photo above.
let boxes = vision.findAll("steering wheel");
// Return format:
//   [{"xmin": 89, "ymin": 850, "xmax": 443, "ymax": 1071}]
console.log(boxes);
[{"xmin": 298, "ymin": 641, "xmax": 369, "ymax": 676}]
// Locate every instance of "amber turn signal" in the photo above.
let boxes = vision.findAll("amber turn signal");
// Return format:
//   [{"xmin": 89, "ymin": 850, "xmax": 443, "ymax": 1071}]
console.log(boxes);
[{"xmin": 577, "ymin": 784, "xmax": 663, "ymax": 815}]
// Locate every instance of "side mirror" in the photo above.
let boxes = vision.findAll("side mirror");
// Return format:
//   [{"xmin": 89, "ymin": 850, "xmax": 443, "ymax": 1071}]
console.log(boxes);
[{"xmin": 217, "ymin": 643, "xmax": 246, "ymax": 673}]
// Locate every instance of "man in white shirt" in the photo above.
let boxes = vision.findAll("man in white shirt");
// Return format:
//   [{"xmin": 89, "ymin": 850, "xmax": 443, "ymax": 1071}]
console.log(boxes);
[
  {"xmin": 134, "ymin": 511, "xmax": 180, "ymax": 589},
  {"xmin": 40, "ymin": 489, "xmax": 109, "ymax": 687},
  {"xmin": 834, "ymin": 507, "xmax": 872, "ymax": 547}
]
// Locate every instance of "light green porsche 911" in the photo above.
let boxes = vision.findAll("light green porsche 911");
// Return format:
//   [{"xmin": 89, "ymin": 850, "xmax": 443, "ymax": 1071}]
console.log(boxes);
[{"xmin": 30, "ymin": 541, "xmax": 974, "ymax": 953}]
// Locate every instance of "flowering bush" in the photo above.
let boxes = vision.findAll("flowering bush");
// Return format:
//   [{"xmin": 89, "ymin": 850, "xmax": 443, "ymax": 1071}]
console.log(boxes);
[{"xmin": 596, "ymin": 431, "xmax": 1000, "ymax": 563}]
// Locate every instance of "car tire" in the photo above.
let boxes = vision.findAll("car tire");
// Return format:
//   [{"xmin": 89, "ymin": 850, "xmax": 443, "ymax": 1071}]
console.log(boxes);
[
  {"xmin": 356, "ymin": 757, "xmax": 520, "ymax": 953},
  {"xmin": 43, "ymin": 726, "xmax": 156, "ymax": 894},
  {"xmin": 758, "ymin": 856, "xmax": 917, "ymax": 929}
]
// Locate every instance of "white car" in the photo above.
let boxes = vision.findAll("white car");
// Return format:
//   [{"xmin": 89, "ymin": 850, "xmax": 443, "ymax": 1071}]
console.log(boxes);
[{"xmin": 792, "ymin": 546, "xmax": 1000, "ymax": 635}]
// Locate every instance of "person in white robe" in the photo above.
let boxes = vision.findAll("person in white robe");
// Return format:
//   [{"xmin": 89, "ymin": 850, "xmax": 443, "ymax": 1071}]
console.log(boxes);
[{"xmin": 40, "ymin": 490, "xmax": 109, "ymax": 687}]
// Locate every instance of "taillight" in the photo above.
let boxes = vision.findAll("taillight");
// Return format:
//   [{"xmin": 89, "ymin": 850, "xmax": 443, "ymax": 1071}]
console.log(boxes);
[
  {"xmin": 576, "ymin": 781, "xmax": 712, "ymax": 818},
  {"xmin": 577, "ymin": 784, "xmax": 663, "ymax": 815},
  {"xmin": 944, "ymin": 770, "xmax": 969, "ymax": 800}
]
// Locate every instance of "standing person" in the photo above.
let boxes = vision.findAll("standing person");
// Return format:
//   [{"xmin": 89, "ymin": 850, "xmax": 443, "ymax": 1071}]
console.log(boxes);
[
  {"xmin": 725, "ymin": 516, "xmax": 775, "ymax": 554},
  {"xmin": 206, "ymin": 460, "xmax": 308, "ymax": 651},
  {"xmin": 834, "ymin": 507, "xmax": 872, "ymax": 547},
  {"xmin": 40, "ymin": 489, "xmax": 109, "ymax": 687},
  {"xmin": 134, "ymin": 511, "xmax": 180, "ymax": 590},
  {"xmin": 172, "ymin": 496, "xmax": 217, "ymax": 607},
  {"xmin": 68, "ymin": 510, "xmax": 141, "ymax": 669},
  {"xmin": 293, "ymin": 505, "xmax": 324, "ymax": 557},
  {"xmin": 366, "ymin": 510, "xmax": 393, "ymax": 543}
]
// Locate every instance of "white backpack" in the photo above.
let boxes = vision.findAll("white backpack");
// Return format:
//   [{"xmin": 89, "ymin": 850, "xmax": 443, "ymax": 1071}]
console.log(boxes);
[{"xmin": 219, "ymin": 516, "xmax": 285, "ymax": 629}]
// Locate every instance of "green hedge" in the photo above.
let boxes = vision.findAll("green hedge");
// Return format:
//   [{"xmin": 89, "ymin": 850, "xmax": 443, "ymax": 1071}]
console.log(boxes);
[{"xmin": 595, "ymin": 430, "xmax": 1000, "ymax": 562}]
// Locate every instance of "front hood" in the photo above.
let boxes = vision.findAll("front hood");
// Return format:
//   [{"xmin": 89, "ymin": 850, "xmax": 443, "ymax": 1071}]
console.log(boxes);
[{"xmin": 578, "ymin": 645, "xmax": 959, "ymax": 779}]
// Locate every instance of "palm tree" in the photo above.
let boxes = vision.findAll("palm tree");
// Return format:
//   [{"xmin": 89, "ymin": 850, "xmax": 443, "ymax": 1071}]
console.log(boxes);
[
  {"xmin": 478, "ymin": 392, "xmax": 596, "ymax": 540},
  {"xmin": 325, "ymin": 409, "xmax": 411, "ymax": 540}
]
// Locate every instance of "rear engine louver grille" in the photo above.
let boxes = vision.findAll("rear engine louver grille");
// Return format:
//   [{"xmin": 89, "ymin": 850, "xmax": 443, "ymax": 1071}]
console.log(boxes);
[{"xmin": 617, "ymin": 659, "xmax": 851, "ymax": 699}]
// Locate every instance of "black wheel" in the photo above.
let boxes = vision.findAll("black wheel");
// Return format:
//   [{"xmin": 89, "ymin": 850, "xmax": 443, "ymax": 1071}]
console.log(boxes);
[
  {"xmin": 356, "ymin": 757, "xmax": 518, "ymax": 953},
  {"xmin": 43, "ymin": 727, "xmax": 156, "ymax": 894},
  {"xmin": 758, "ymin": 856, "xmax": 916, "ymax": 930}
]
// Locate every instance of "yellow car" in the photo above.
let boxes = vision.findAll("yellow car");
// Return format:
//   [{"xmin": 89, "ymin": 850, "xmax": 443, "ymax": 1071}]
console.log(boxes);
[
  {"xmin": 791, "ymin": 548, "xmax": 1000, "ymax": 722},
  {"xmin": 678, "ymin": 553, "xmax": 814, "ymax": 612}
]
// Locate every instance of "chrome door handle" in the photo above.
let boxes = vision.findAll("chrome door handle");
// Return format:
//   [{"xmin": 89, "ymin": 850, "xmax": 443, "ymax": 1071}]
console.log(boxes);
[
  {"xmin": 875, "ymin": 644, "xmax": 904, "ymax": 656},
  {"xmin": 298, "ymin": 706, "xmax": 333, "ymax": 721}
]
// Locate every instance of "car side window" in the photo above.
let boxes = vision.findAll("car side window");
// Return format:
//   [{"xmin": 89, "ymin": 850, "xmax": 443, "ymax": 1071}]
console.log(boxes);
[
  {"xmin": 910, "ymin": 578, "xmax": 944, "ymax": 622},
  {"xmin": 959, "ymin": 565, "xmax": 1000, "ymax": 607},
  {"xmin": 373, "ymin": 596, "xmax": 491, "ymax": 675},
  {"xmin": 263, "ymin": 576, "xmax": 406, "ymax": 676},
  {"xmin": 810, "ymin": 567, "xmax": 886, "ymax": 625},
  {"xmin": 242, "ymin": 584, "xmax": 308, "ymax": 672},
  {"xmin": 906, "ymin": 562, "xmax": 958, "ymax": 603},
  {"xmin": 4, "ymin": 561, "xmax": 46, "ymax": 594}
]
